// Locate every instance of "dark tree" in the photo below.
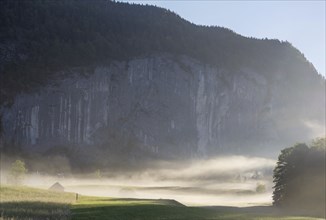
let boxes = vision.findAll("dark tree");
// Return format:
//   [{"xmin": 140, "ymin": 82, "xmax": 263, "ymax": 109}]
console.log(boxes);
[
  {"xmin": 272, "ymin": 143, "xmax": 309, "ymax": 207},
  {"xmin": 273, "ymin": 138, "xmax": 326, "ymax": 216}
]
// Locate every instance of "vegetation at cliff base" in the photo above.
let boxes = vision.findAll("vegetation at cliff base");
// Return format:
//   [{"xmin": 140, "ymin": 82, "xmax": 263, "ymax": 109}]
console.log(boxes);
[{"xmin": 7, "ymin": 159, "xmax": 27, "ymax": 185}]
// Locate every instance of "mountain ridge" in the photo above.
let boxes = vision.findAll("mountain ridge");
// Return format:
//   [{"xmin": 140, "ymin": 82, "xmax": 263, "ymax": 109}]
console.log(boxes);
[
  {"xmin": 0, "ymin": 0, "xmax": 324, "ymax": 170},
  {"xmin": 1, "ymin": 0, "xmax": 322, "ymax": 105}
]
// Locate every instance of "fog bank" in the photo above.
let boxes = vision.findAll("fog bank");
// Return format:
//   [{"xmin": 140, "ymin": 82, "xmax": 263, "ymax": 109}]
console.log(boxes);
[{"xmin": 1, "ymin": 155, "xmax": 276, "ymax": 206}]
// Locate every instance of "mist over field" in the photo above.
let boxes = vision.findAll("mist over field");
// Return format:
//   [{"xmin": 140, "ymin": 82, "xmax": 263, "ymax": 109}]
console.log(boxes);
[{"xmin": 1, "ymin": 156, "xmax": 275, "ymax": 206}]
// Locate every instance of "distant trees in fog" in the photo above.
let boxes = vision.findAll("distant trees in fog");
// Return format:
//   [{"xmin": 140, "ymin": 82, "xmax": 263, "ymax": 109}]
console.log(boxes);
[
  {"xmin": 273, "ymin": 137, "xmax": 325, "ymax": 216},
  {"xmin": 8, "ymin": 159, "xmax": 27, "ymax": 185},
  {"xmin": 255, "ymin": 182, "xmax": 266, "ymax": 193}
]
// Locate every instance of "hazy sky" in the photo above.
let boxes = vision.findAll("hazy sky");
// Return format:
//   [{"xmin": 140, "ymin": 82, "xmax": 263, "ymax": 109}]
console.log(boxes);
[{"xmin": 122, "ymin": 0, "xmax": 325, "ymax": 77}]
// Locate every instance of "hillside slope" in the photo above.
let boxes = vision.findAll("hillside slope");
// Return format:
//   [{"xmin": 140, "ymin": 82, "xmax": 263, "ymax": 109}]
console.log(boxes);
[{"xmin": 0, "ymin": 0, "xmax": 324, "ymax": 170}]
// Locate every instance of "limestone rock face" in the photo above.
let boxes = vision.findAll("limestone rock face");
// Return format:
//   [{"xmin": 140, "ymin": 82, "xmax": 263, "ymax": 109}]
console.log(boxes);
[{"xmin": 1, "ymin": 55, "xmax": 324, "ymax": 162}]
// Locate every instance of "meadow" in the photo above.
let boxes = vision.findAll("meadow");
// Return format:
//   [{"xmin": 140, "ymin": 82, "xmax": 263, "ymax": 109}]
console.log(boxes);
[{"xmin": 0, "ymin": 185, "xmax": 324, "ymax": 220}]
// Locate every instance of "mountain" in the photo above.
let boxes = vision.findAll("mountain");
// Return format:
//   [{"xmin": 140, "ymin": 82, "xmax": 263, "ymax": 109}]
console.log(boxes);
[{"xmin": 0, "ymin": 0, "xmax": 324, "ymax": 170}]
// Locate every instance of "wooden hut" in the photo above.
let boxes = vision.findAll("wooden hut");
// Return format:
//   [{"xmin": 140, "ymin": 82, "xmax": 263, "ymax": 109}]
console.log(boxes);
[{"xmin": 49, "ymin": 182, "xmax": 65, "ymax": 192}]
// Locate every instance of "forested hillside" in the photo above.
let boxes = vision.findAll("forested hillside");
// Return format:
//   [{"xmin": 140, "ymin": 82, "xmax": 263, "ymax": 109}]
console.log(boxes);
[
  {"xmin": 0, "ymin": 0, "xmax": 324, "ymax": 170},
  {"xmin": 0, "ymin": 0, "xmax": 322, "ymax": 106}
]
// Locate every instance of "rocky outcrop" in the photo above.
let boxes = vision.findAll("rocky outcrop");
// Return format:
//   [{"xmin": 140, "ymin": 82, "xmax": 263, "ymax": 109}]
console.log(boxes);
[{"xmin": 1, "ymin": 54, "xmax": 324, "ymax": 163}]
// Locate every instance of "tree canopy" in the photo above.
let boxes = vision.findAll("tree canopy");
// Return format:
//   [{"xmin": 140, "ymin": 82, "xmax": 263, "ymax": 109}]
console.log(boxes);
[
  {"xmin": 8, "ymin": 159, "xmax": 27, "ymax": 185},
  {"xmin": 273, "ymin": 137, "xmax": 325, "ymax": 216}
]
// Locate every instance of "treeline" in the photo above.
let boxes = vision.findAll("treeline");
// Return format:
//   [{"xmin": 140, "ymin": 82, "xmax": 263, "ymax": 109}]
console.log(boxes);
[
  {"xmin": 0, "ymin": 0, "xmax": 321, "ymax": 107},
  {"xmin": 273, "ymin": 137, "xmax": 325, "ymax": 217}
]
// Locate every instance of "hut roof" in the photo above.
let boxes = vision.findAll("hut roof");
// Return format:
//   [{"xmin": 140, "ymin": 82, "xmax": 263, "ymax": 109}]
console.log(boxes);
[{"xmin": 49, "ymin": 182, "xmax": 65, "ymax": 191}]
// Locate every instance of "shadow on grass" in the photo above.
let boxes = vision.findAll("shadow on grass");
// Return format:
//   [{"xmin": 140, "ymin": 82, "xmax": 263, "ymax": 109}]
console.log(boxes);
[
  {"xmin": 71, "ymin": 204, "xmax": 217, "ymax": 220},
  {"xmin": 72, "ymin": 204, "xmax": 325, "ymax": 220},
  {"xmin": 0, "ymin": 201, "xmax": 71, "ymax": 220},
  {"xmin": 205, "ymin": 205, "xmax": 280, "ymax": 214},
  {"xmin": 105, "ymin": 198, "xmax": 185, "ymax": 206},
  {"xmin": 205, "ymin": 206, "xmax": 325, "ymax": 219}
]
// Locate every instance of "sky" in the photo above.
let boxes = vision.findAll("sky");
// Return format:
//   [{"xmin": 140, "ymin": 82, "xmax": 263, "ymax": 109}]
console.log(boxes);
[{"xmin": 122, "ymin": 0, "xmax": 325, "ymax": 77}]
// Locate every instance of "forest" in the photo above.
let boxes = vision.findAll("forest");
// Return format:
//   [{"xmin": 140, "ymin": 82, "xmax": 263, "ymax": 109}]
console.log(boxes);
[{"xmin": 0, "ymin": 0, "xmax": 321, "ymax": 107}]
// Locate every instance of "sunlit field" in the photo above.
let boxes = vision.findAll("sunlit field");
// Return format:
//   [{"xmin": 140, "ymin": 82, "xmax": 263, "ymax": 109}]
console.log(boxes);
[
  {"xmin": 0, "ymin": 186, "xmax": 75, "ymax": 219},
  {"xmin": 1, "ymin": 156, "xmax": 324, "ymax": 219},
  {"xmin": 0, "ymin": 185, "xmax": 323, "ymax": 220}
]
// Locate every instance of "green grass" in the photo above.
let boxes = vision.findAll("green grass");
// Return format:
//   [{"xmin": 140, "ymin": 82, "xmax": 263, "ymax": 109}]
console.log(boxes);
[
  {"xmin": 0, "ymin": 185, "xmax": 324, "ymax": 220},
  {"xmin": 0, "ymin": 185, "xmax": 76, "ymax": 203},
  {"xmin": 0, "ymin": 185, "xmax": 75, "ymax": 219},
  {"xmin": 71, "ymin": 196, "xmax": 323, "ymax": 220},
  {"xmin": 71, "ymin": 193, "xmax": 325, "ymax": 220}
]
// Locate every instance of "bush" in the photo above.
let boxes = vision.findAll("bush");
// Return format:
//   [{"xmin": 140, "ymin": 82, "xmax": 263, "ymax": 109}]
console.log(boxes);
[
  {"xmin": 256, "ymin": 183, "xmax": 266, "ymax": 193},
  {"xmin": 8, "ymin": 160, "xmax": 27, "ymax": 185}
]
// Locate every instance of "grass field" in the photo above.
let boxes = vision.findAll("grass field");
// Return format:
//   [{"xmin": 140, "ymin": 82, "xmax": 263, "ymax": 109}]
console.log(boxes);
[
  {"xmin": 0, "ymin": 185, "xmax": 324, "ymax": 220},
  {"xmin": 0, "ymin": 185, "xmax": 75, "ymax": 220}
]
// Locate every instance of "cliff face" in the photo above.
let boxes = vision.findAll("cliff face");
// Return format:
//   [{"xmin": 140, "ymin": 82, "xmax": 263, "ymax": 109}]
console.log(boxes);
[{"xmin": 2, "ymin": 54, "xmax": 323, "ymax": 163}]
